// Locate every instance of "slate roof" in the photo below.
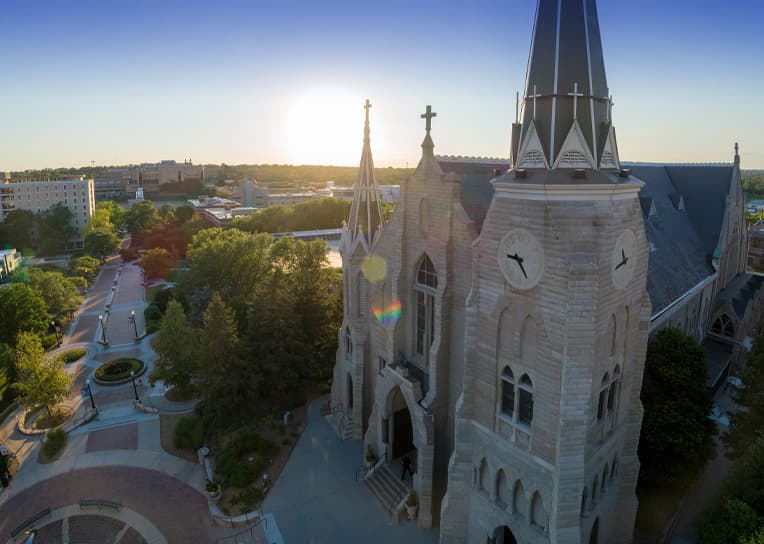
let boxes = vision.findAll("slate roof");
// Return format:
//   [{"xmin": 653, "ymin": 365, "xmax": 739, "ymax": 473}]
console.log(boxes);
[
  {"xmin": 716, "ymin": 273, "xmax": 764, "ymax": 318},
  {"xmin": 436, "ymin": 157, "xmax": 736, "ymax": 317},
  {"xmin": 519, "ymin": 0, "xmax": 610, "ymax": 166}
]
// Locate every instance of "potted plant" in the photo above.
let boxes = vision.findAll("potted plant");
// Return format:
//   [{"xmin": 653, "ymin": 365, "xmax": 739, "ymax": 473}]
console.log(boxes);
[
  {"xmin": 405, "ymin": 489, "xmax": 417, "ymax": 520},
  {"xmin": 205, "ymin": 479, "xmax": 221, "ymax": 500},
  {"xmin": 365, "ymin": 444, "xmax": 377, "ymax": 468}
]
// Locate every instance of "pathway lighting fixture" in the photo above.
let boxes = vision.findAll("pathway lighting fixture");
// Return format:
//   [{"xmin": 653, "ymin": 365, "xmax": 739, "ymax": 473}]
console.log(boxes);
[
  {"xmin": 52, "ymin": 321, "xmax": 61, "ymax": 346},
  {"xmin": 85, "ymin": 379, "xmax": 96, "ymax": 410},
  {"xmin": 129, "ymin": 310, "xmax": 139, "ymax": 340},
  {"xmin": 98, "ymin": 314, "xmax": 108, "ymax": 344},
  {"xmin": 130, "ymin": 370, "xmax": 139, "ymax": 401}
]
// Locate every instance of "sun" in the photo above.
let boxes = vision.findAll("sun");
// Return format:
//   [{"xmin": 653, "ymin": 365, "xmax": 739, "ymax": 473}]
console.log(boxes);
[{"xmin": 283, "ymin": 87, "xmax": 367, "ymax": 166}]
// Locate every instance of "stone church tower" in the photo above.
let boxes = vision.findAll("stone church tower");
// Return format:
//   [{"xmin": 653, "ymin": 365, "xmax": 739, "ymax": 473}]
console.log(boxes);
[
  {"xmin": 439, "ymin": 0, "xmax": 651, "ymax": 542},
  {"xmin": 331, "ymin": 100, "xmax": 386, "ymax": 440}
]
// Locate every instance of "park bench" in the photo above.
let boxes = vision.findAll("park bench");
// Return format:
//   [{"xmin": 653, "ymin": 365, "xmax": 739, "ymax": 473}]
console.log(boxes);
[
  {"xmin": 79, "ymin": 498, "xmax": 122, "ymax": 511},
  {"xmin": 10, "ymin": 508, "xmax": 51, "ymax": 537}
]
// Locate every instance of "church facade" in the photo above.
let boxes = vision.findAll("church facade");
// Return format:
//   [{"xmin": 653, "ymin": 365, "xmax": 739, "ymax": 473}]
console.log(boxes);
[{"xmin": 330, "ymin": 0, "xmax": 761, "ymax": 542}]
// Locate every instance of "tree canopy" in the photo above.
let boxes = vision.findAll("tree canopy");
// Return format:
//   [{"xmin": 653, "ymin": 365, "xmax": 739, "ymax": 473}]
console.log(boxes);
[
  {"xmin": 14, "ymin": 268, "xmax": 81, "ymax": 319},
  {"xmin": 725, "ymin": 334, "xmax": 764, "ymax": 458},
  {"xmin": 150, "ymin": 300, "xmax": 198, "ymax": 393},
  {"xmin": 0, "ymin": 209, "xmax": 36, "ymax": 253},
  {"xmin": 638, "ymin": 327, "xmax": 716, "ymax": 489},
  {"xmin": 125, "ymin": 200, "xmax": 161, "ymax": 233},
  {"xmin": 37, "ymin": 202, "xmax": 75, "ymax": 255},
  {"xmin": 0, "ymin": 283, "xmax": 49, "ymax": 344},
  {"xmin": 140, "ymin": 247, "xmax": 173, "ymax": 279},
  {"xmin": 84, "ymin": 227, "xmax": 120, "ymax": 258},
  {"xmin": 12, "ymin": 332, "xmax": 71, "ymax": 415}
]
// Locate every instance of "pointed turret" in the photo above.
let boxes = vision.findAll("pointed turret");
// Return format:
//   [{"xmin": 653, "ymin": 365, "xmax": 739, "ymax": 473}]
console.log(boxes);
[
  {"xmin": 513, "ymin": 0, "xmax": 620, "ymax": 172},
  {"xmin": 346, "ymin": 99, "xmax": 384, "ymax": 249}
]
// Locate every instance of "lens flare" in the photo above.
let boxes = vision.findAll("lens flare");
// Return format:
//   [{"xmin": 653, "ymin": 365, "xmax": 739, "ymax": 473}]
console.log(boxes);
[
  {"xmin": 361, "ymin": 254, "xmax": 387, "ymax": 283},
  {"xmin": 373, "ymin": 300, "xmax": 401, "ymax": 326}
]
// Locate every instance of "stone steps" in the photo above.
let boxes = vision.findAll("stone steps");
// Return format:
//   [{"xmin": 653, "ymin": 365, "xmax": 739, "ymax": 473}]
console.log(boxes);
[
  {"xmin": 341, "ymin": 416, "xmax": 354, "ymax": 440},
  {"xmin": 363, "ymin": 465, "xmax": 409, "ymax": 515}
]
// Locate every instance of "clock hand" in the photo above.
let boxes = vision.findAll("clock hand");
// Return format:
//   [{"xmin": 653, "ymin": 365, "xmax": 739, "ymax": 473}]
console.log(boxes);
[
  {"xmin": 507, "ymin": 253, "xmax": 528, "ymax": 278},
  {"xmin": 615, "ymin": 249, "xmax": 629, "ymax": 270}
]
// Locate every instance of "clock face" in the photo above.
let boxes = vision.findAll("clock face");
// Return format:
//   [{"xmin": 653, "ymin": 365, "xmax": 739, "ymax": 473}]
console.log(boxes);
[
  {"xmin": 498, "ymin": 229, "xmax": 544, "ymax": 290},
  {"xmin": 611, "ymin": 229, "xmax": 637, "ymax": 289}
]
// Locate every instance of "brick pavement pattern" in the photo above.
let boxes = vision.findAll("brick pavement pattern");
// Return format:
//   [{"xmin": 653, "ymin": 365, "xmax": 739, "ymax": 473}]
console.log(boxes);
[
  {"xmin": 86, "ymin": 424, "xmax": 138, "ymax": 452},
  {"xmin": 0, "ymin": 467, "xmax": 216, "ymax": 543}
]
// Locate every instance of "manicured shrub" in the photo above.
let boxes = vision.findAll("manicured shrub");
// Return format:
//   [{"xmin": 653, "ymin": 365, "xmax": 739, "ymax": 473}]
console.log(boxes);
[
  {"xmin": 215, "ymin": 431, "xmax": 276, "ymax": 488},
  {"xmin": 173, "ymin": 415, "xmax": 205, "ymax": 451},
  {"xmin": 43, "ymin": 428, "xmax": 67, "ymax": 458},
  {"xmin": 60, "ymin": 349, "xmax": 86, "ymax": 364}
]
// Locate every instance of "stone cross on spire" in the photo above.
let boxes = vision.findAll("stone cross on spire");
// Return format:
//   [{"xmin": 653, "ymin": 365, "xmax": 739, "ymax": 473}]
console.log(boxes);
[
  {"xmin": 568, "ymin": 82, "xmax": 584, "ymax": 120},
  {"xmin": 364, "ymin": 99, "xmax": 372, "ymax": 142},
  {"xmin": 421, "ymin": 105, "xmax": 437, "ymax": 132}
]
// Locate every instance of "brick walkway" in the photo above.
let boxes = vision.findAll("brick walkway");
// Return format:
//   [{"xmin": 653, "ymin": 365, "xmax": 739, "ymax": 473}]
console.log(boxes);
[
  {"xmin": 86, "ymin": 423, "xmax": 138, "ymax": 452},
  {"xmin": 0, "ymin": 467, "xmax": 218, "ymax": 543}
]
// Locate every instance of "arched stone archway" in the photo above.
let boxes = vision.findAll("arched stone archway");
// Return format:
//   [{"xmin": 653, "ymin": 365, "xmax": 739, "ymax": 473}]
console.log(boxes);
[
  {"xmin": 346, "ymin": 372, "xmax": 354, "ymax": 412},
  {"xmin": 489, "ymin": 525, "xmax": 518, "ymax": 544},
  {"xmin": 367, "ymin": 373, "xmax": 435, "ymax": 528}
]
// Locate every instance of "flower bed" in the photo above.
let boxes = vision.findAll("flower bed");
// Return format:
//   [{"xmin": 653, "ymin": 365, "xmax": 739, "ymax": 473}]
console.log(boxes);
[{"xmin": 94, "ymin": 358, "xmax": 146, "ymax": 384}]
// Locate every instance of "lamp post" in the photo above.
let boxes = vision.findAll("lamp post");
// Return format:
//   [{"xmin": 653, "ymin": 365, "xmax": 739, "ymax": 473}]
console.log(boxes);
[
  {"xmin": 51, "ymin": 321, "xmax": 61, "ymax": 346},
  {"xmin": 129, "ymin": 310, "xmax": 139, "ymax": 340},
  {"xmin": 85, "ymin": 379, "xmax": 96, "ymax": 410},
  {"xmin": 130, "ymin": 371, "xmax": 139, "ymax": 401},
  {"xmin": 98, "ymin": 315, "xmax": 108, "ymax": 344}
]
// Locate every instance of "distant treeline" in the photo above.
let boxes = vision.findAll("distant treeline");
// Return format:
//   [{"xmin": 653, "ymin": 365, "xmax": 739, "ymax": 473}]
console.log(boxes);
[
  {"xmin": 743, "ymin": 171, "xmax": 764, "ymax": 195},
  {"xmin": 204, "ymin": 164, "xmax": 412, "ymax": 186},
  {"xmin": 5, "ymin": 164, "xmax": 414, "ymax": 188}
]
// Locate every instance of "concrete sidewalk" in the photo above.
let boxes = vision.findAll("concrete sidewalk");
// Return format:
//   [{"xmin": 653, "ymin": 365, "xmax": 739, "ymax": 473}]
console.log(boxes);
[{"xmin": 263, "ymin": 398, "xmax": 439, "ymax": 544}]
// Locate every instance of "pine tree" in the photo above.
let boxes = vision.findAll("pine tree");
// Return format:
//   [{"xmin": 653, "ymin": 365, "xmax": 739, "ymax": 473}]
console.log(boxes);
[{"xmin": 150, "ymin": 300, "xmax": 198, "ymax": 394}]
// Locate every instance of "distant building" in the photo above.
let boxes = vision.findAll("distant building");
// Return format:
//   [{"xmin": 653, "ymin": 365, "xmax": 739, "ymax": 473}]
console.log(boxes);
[
  {"xmin": 239, "ymin": 180, "xmax": 269, "ymax": 208},
  {"xmin": 127, "ymin": 160, "xmax": 204, "ymax": 195},
  {"xmin": 188, "ymin": 196, "xmax": 248, "ymax": 227},
  {"xmin": 0, "ymin": 179, "xmax": 95, "ymax": 248},
  {"xmin": 93, "ymin": 178, "xmax": 128, "ymax": 201},
  {"xmin": 0, "ymin": 248, "xmax": 22, "ymax": 281}
]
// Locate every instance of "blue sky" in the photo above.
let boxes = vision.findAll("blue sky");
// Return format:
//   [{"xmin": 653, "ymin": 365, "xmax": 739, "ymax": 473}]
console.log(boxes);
[{"xmin": 1, "ymin": 0, "xmax": 763, "ymax": 170}]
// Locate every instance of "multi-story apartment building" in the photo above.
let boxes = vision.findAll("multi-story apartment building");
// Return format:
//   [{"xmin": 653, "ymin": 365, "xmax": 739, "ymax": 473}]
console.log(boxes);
[
  {"xmin": 126, "ymin": 160, "xmax": 204, "ymax": 195},
  {"xmin": 0, "ymin": 179, "xmax": 96, "ymax": 248}
]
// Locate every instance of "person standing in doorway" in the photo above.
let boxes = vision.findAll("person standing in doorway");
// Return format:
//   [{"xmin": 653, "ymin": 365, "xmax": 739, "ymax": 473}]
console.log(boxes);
[{"xmin": 401, "ymin": 456, "xmax": 413, "ymax": 481}]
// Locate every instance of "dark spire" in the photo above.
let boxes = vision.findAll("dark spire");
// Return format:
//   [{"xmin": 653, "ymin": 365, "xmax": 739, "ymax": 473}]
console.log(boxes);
[
  {"xmin": 420, "ymin": 105, "xmax": 437, "ymax": 155},
  {"xmin": 514, "ymin": 0, "xmax": 619, "ymax": 171},
  {"xmin": 347, "ymin": 99, "xmax": 384, "ymax": 248}
]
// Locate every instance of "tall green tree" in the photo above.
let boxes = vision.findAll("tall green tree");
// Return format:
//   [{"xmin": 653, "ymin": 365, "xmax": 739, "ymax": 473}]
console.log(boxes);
[
  {"xmin": 69, "ymin": 255, "xmax": 101, "ymax": 282},
  {"xmin": 140, "ymin": 247, "xmax": 173, "ymax": 279},
  {"xmin": 697, "ymin": 498, "xmax": 763, "ymax": 544},
  {"xmin": 97, "ymin": 200, "xmax": 125, "ymax": 229},
  {"xmin": 37, "ymin": 203, "xmax": 75, "ymax": 255},
  {"xmin": 17, "ymin": 268, "xmax": 81, "ymax": 319},
  {"xmin": 84, "ymin": 206, "xmax": 114, "ymax": 233},
  {"xmin": 13, "ymin": 332, "xmax": 71, "ymax": 415},
  {"xmin": 197, "ymin": 293, "xmax": 250, "ymax": 424},
  {"xmin": 638, "ymin": 328, "xmax": 716, "ymax": 489},
  {"xmin": 150, "ymin": 300, "xmax": 198, "ymax": 393},
  {"xmin": 0, "ymin": 209, "xmax": 36, "ymax": 252},
  {"xmin": 84, "ymin": 227, "xmax": 120, "ymax": 258},
  {"xmin": 725, "ymin": 334, "xmax": 764, "ymax": 458},
  {"xmin": 125, "ymin": 200, "xmax": 160, "ymax": 233},
  {"xmin": 0, "ymin": 283, "xmax": 49, "ymax": 344}
]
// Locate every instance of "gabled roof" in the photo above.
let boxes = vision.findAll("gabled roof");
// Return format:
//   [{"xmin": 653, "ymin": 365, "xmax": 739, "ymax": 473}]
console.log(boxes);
[{"xmin": 437, "ymin": 157, "xmax": 736, "ymax": 317}]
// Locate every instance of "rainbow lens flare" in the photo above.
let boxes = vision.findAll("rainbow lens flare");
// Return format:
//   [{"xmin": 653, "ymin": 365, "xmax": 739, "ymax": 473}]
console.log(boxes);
[{"xmin": 373, "ymin": 300, "xmax": 401, "ymax": 326}]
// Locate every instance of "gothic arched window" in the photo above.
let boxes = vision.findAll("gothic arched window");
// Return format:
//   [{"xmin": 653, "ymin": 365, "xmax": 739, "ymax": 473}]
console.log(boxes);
[
  {"xmin": 357, "ymin": 273, "xmax": 367, "ymax": 318},
  {"xmin": 518, "ymin": 374, "xmax": 534, "ymax": 426},
  {"xmin": 711, "ymin": 314, "xmax": 735, "ymax": 338},
  {"xmin": 414, "ymin": 255, "xmax": 437, "ymax": 365},
  {"xmin": 597, "ymin": 373, "xmax": 609, "ymax": 421},
  {"xmin": 344, "ymin": 326, "xmax": 352, "ymax": 360},
  {"xmin": 581, "ymin": 487, "xmax": 589, "ymax": 516},
  {"xmin": 531, "ymin": 492, "xmax": 546, "ymax": 529},
  {"xmin": 478, "ymin": 458, "xmax": 489, "ymax": 492},
  {"xmin": 501, "ymin": 366, "xmax": 515, "ymax": 418}
]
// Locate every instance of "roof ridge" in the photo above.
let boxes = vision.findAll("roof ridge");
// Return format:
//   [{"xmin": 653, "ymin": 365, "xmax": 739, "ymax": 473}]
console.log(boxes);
[
  {"xmin": 622, "ymin": 161, "xmax": 734, "ymax": 167},
  {"xmin": 435, "ymin": 155, "xmax": 511, "ymax": 162}
]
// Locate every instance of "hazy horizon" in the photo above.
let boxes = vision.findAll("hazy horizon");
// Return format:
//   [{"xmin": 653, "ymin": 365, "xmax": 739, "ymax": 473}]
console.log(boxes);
[{"xmin": 2, "ymin": 0, "xmax": 763, "ymax": 171}]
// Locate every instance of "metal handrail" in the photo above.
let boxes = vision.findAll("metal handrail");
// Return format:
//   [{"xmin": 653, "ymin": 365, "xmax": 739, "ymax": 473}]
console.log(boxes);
[{"xmin": 354, "ymin": 465, "xmax": 369, "ymax": 482}]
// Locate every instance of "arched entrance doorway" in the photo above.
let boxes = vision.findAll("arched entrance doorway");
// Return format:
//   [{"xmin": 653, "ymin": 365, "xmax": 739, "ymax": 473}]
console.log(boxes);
[
  {"xmin": 489, "ymin": 525, "xmax": 518, "ymax": 544},
  {"xmin": 589, "ymin": 517, "xmax": 599, "ymax": 544},
  {"xmin": 346, "ymin": 373, "xmax": 354, "ymax": 412},
  {"xmin": 390, "ymin": 388, "xmax": 414, "ymax": 459}
]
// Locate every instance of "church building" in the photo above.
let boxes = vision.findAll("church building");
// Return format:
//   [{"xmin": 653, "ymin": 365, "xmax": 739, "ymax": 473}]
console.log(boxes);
[{"xmin": 330, "ymin": 0, "xmax": 762, "ymax": 542}]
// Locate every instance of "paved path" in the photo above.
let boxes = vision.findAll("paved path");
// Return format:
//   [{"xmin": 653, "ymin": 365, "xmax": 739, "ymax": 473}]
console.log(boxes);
[
  {"xmin": 263, "ymin": 399, "xmax": 439, "ymax": 544},
  {"xmin": 0, "ymin": 254, "xmax": 244, "ymax": 543}
]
